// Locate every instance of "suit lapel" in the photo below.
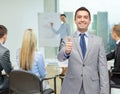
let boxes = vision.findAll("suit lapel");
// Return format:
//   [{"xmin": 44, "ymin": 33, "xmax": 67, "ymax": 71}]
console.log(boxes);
[
  {"xmin": 73, "ymin": 32, "xmax": 83, "ymax": 60},
  {"xmin": 72, "ymin": 32, "xmax": 94, "ymax": 62},
  {"xmin": 84, "ymin": 34, "xmax": 94, "ymax": 62}
]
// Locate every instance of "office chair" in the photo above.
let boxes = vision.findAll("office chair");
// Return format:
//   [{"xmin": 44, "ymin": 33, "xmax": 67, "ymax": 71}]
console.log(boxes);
[
  {"xmin": 0, "ymin": 75, "xmax": 9, "ymax": 94},
  {"xmin": 58, "ymin": 74, "xmax": 64, "ymax": 85},
  {"xmin": 0, "ymin": 89, "xmax": 9, "ymax": 94},
  {"xmin": 57, "ymin": 67, "xmax": 67, "ymax": 85},
  {"xmin": 109, "ymin": 66, "xmax": 120, "ymax": 94},
  {"xmin": 9, "ymin": 70, "xmax": 57, "ymax": 94}
]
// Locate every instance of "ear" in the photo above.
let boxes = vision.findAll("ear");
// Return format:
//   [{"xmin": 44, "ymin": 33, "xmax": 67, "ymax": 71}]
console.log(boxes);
[
  {"xmin": 3, "ymin": 34, "xmax": 7, "ymax": 41},
  {"xmin": 3, "ymin": 34, "xmax": 7, "ymax": 39},
  {"xmin": 112, "ymin": 31, "xmax": 117, "ymax": 40},
  {"xmin": 74, "ymin": 19, "xmax": 77, "ymax": 25}
]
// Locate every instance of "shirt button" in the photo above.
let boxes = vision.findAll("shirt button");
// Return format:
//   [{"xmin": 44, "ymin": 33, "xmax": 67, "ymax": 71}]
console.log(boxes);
[{"xmin": 81, "ymin": 74, "xmax": 83, "ymax": 77}]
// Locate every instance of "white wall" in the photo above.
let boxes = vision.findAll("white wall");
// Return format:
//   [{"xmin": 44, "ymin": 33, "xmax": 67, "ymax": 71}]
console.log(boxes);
[
  {"xmin": 44, "ymin": 0, "xmax": 59, "ymax": 12},
  {"xmin": 0, "ymin": 0, "xmax": 44, "ymax": 65}
]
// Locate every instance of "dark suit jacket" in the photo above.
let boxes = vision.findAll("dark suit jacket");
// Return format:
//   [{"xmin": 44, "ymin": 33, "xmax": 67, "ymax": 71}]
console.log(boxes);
[
  {"xmin": 107, "ymin": 42, "xmax": 120, "ymax": 84},
  {"xmin": 0, "ymin": 43, "xmax": 12, "ymax": 85}
]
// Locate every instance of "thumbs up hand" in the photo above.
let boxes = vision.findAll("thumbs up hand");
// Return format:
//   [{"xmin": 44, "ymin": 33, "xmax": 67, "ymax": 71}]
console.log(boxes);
[{"xmin": 65, "ymin": 36, "xmax": 72, "ymax": 54}]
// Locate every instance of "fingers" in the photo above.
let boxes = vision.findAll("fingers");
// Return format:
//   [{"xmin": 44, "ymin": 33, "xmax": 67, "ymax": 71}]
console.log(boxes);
[
  {"xmin": 65, "ymin": 36, "xmax": 72, "ymax": 54},
  {"xmin": 67, "ymin": 36, "xmax": 71, "ymax": 42}
]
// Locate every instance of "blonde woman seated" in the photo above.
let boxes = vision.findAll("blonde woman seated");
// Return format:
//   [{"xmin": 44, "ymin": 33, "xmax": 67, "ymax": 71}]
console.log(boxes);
[{"xmin": 16, "ymin": 29, "xmax": 49, "ymax": 90}]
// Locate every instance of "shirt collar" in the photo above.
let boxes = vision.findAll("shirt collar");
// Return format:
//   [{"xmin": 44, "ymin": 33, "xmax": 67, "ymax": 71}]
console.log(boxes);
[
  {"xmin": 77, "ymin": 31, "xmax": 88, "ymax": 37},
  {"xmin": 0, "ymin": 41, "xmax": 3, "ymax": 45},
  {"xmin": 116, "ymin": 39, "xmax": 120, "ymax": 45}
]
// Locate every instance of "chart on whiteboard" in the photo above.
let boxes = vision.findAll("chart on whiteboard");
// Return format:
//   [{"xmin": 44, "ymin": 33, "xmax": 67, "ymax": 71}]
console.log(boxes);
[{"xmin": 38, "ymin": 13, "xmax": 61, "ymax": 47}]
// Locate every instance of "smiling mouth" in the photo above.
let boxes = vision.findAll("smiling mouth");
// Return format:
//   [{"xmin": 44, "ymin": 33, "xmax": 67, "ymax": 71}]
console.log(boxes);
[{"xmin": 79, "ymin": 23, "xmax": 86, "ymax": 26}]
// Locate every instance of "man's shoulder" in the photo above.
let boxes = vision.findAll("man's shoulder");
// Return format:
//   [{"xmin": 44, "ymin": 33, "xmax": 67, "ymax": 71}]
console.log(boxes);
[
  {"xmin": 0, "ymin": 44, "xmax": 9, "ymax": 54},
  {"xmin": 89, "ymin": 33, "xmax": 102, "ymax": 40}
]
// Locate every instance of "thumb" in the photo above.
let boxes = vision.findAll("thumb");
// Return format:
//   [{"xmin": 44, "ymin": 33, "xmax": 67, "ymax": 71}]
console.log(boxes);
[{"xmin": 67, "ymin": 36, "xmax": 71, "ymax": 42}]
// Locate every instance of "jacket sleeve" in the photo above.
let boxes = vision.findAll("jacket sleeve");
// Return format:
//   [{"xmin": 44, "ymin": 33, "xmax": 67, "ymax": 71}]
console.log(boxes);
[
  {"xmin": 57, "ymin": 38, "xmax": 70, "ymax": 62},
  {"xmin": 98, "ymin": 39, "xmax": 109, "ymax": 94},
  {"xmin": 0, "ymin": 50, "xmax": 13, "ymax": 74},
  {"xmin": 106, "ymin": 51, "xmax": 115, "ymax": 61},
  {"xmin": 36, "ymin": 52, "xmax": 47, "ymax": 78}
]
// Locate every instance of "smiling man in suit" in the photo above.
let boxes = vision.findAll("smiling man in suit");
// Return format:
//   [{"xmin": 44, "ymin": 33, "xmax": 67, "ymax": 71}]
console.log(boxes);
[
  {"xmin": 0, "ymin": 25, "xmax": 12, "ymax": 91},
  {"xmin": 57, "ymin": 7, "xmax": 109, "ymax": 94},
  {"xmin": 107, "ymin": 24, "xmax": 120, "ymax": 84}
]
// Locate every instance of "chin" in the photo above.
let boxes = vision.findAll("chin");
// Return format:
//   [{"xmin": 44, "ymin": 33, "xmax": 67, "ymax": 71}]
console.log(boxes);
[
  {"xmin": 79, "ymin": 27, "xmax": 86, "ymax": 30},
  {"xmin": 78, "ymin": 28, "xmax": 87, "ymax": 32},
  {"xmin": 79, "ymin": 25, "xmax": 86, "ymax": 28}
]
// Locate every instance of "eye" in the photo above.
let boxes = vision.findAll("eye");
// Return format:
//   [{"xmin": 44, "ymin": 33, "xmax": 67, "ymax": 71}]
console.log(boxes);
[
  {"xmin": 84, "ymin": 16, "xmax": 89, "ymax": 19},
  {"xmin": 77, "ymin": 15, "xmax": 82, "ymax": 19}
]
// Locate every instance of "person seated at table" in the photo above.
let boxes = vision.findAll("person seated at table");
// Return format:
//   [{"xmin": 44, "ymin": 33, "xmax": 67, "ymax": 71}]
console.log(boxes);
[
  {"xmin": 16, "ymin": 29, "xmax": 49, "ymax": 90},
  {"xmin": 0, "ymin": 25, "xmax": 13, "ymax": 91}
]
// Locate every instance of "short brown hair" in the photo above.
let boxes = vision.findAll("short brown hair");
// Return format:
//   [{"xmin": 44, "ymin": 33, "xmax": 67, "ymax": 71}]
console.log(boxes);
[
  {"xmin": 74, "ymin": 7, "xmax": 91, "ymax": 20},
  {"xmin": 113, "ymin": 24, "xmax": 120, "ymax": 37},
  {"xmin": 60, "ymin": 14, "xmax": 66, "ymax": 17},
  {"xmin": 0, "ymin": 25, "xmax": 7, "ymax": 38}
]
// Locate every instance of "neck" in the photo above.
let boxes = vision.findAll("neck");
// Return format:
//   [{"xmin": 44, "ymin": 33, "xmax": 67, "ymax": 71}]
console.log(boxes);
[{"xmin": 78, "ymin": 28, "xmax": 88, "ymax": 33}]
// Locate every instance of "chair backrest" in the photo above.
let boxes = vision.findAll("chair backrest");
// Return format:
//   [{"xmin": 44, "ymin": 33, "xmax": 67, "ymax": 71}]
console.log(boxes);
[
  {"xmin": 0, "ymin": 89, "xmax": 9, "ymax": 94},
  {"xmin": 9, "ymin": 70, "xmax": 42, "ymax": 94},
  {"xmin": 109, "ymin": 67, "xmax": 120, "ymax": 94}
]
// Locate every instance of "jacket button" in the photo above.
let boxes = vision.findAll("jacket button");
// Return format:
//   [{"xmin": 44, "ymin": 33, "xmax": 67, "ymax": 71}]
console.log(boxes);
[
  {"xmin": 81, "ymin": 74, "xmax": 83, "ymax": 77},
  {"xmin": 83, "ymin": 64, "xmax": 85, "ymax": 67}
]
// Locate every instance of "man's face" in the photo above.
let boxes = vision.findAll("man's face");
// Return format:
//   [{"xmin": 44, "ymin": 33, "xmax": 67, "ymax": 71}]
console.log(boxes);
[
  {"xmin": 60, "ymin": 16, "xmax": 66, "ymax": 22},
  {"xmin": 75, "ymin": 10, "xmax": 91, "ymax": 32},
  {"xmin": 112, "ymin": 31, "xmax": 117, "ymax": 41}
]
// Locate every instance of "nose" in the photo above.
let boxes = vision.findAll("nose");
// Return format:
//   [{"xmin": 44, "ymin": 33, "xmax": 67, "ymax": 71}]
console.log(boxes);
[{"xmin": 81, "ymin": 17, "xmax": 84, "ymax": 21}]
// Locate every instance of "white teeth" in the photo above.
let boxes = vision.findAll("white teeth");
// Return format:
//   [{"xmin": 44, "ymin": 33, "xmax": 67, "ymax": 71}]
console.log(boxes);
[{"xmin": 81, "ymin": 23, "xmax": 85, "ymax": 25}]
